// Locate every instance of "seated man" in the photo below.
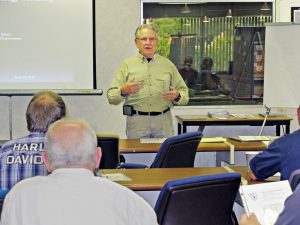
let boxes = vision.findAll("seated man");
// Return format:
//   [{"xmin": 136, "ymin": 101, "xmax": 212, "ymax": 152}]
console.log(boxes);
[
  {"xmin": 0, "ymin": 91, "xmax": 66, "ymax": 190},
  {"xmin": 249, "ymin": 128, "xmax": 300, "ymax": 181},
  {"xmin": 0, "ymin": 119, "xmax": 158, "ymax": 225}
]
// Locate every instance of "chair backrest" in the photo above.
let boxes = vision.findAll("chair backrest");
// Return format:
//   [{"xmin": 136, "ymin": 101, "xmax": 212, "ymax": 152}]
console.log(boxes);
[
  {"xmin": 154, "ymin": 173, "xmax": 241, "ymax": 225},
  {"xmin": 96, "ymin": 133, "xmax": 120, "ymax": 169},
  {"xmin": 289, "ymin": 168, "xmax": 300, "ymax": 191},
  {"xmin": 150, "ymin": 132, "xmax": 202, "ymax": 168},
  {"xmin": 0, "ymin": 189, "xmax": 9, "ymax": 219}
]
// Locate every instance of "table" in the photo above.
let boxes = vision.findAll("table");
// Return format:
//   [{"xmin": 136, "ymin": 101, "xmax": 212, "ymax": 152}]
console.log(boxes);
[
  {"xmin": 100, "ymin": 167, "xmax": 274, "ymax": 209},
  {"xmin": 176, "ymin": 115, "xmax": 292, "ymax": 136},
  {"xmin": 120, "ymin": 138, "xmax": 267, "ymax": 153},
  {"xmin": 120, "ymin": 138, "xmax": 268, "ymax": 166},
  {"xmin": 100, "ymin": 166, "xmax": 263, "ymax": 191}
]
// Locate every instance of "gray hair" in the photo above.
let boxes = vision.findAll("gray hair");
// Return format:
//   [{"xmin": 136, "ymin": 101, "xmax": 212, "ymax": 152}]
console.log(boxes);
[
  {"xmin": 26, "ymin": 91, "xmax": 66, "ymax": 133},
  {"xmin": 135, "ymin": 24, "xmax": 157, "ymax": 39},
  {"xmin": 44, "ymin": 119, "xmax": 97, "ymax": 169}
]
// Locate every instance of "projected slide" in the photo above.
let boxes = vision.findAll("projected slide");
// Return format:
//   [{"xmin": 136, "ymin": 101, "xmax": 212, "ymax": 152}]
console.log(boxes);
[{"xmin": 0, "ymin": 0, "xmax": 94, "ymax": 89}]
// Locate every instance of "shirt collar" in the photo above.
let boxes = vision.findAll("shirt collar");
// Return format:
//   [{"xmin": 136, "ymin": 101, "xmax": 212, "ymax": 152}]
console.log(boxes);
[
  {"xmin": 50, "ymin": 168, "xmax": 94, "ymax": 177},
  {"xmin": 28, "ymin": 131, "xmax": 45, "ymax": 138},
  {"xmin": 138, "ymin": 52, "xmax": 159, "ymax": 63}
]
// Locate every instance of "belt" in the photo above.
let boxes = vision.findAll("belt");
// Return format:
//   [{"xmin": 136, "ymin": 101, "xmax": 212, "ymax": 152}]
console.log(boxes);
[{"xmin": 133, "ymin": 108, "xmax": 170, "ymax": 116}]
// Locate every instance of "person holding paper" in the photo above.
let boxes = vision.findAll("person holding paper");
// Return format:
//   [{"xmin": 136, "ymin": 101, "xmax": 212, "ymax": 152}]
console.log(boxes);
[
  {"xmin": 239, "ymin": 213, "xmax": 260, "ymax": 225},
  {"xmin": 107, "ymin": 24, "xmax": 189, "ymax": 139},
  {"xmin": 249, "ymin": 129, "xmax": 300, "ymax": 181},
  {"xmin": 240, "ymin": 184, "xmax": 300, "ymax": 225}
]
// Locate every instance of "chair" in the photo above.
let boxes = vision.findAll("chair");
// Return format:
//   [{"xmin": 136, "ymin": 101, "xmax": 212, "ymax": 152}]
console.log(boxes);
[
  {"xmin": 120, "ymin": 131, "xmax": 202, "ymax": 169},
  {"xmin": 289, "ymin": 168, "xmax": 300, "ymax": 191},
  {"xmin": 0, "ymin": 189, "xmax": 9, "ymax": 219},
  {"xmin": 96, "ymin": 133, "xmax": 120, "ymax": 169},
  {"xmin": 154, "ymin": 173, "xmax": 241, "ymax": 225}
]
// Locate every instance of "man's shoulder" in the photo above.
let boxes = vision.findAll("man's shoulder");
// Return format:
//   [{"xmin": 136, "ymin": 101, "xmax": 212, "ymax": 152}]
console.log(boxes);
[
  {"xmin": 155, "ymin": 54, "xmax": 172, "ymax": 62},
  {"xmin": 123, "ymin": 54, "xmax": 141, "ymax": 63},
  {"xmin": 8, "ymin": 175, "xmax": 48, "ymax": 195},
  {"xmin": 277, "ymin": 129, "xmax": 300, "ymax": 142}
]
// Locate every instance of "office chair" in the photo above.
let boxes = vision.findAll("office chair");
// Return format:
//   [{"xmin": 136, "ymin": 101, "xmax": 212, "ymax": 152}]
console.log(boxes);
[
  {"xmin": 0, "ymin": 189, "xmax": 9, "ymax": 219},
  {"xmin": 289, "ymin": 168, "xmax": 300, "ymax": 191},
  {"xmin": 96, "ymin": 133, "xmax": 120, "ymax": 169},
  {"xmin": 119, "ymin": 132, "xmax": 202, "ymax": 169},
  {"xmin": 154, "ymin": 173, "xmax": 241, "ymax": 225}
]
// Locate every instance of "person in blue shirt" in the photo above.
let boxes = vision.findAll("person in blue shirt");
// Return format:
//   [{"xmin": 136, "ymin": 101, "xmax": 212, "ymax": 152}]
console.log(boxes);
[
  {"xmin": 249, "ymin": 129, "xmax": 300, "ymax": 181},
  {"xmin": 0, "ymin": 91, "xmax": 66, "ymax": 190}
]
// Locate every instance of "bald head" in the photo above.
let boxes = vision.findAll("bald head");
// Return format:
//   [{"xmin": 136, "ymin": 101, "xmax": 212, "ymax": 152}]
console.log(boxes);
[{"xmin": 43, "ymin": 119, "xmax": 101, "ymax": 172}]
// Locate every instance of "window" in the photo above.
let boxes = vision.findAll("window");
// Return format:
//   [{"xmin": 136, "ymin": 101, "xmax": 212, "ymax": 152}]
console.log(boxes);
[{"xmin": 142, "ymin": 1, "xmax": 273, "ymax": 106}]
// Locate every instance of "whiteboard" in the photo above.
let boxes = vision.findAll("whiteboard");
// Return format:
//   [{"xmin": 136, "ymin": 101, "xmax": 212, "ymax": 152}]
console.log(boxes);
[
  {"xmin": 264, "ymin": 23, "xmax": 300, "ymax": 108},
  {"xmin": 0, "ymin": 0, "xmax": 95, "ymax": 89}
]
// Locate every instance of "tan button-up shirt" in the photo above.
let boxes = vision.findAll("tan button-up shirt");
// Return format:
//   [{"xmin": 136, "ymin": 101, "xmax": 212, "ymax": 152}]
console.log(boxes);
[{"xmin": 107, "ymin": 53, "xmax": 189, "ymax": 112}]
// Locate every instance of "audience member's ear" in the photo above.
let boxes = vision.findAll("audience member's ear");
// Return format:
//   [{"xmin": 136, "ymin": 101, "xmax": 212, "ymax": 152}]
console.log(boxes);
[
  {"xmin": 95, "ymin": 147, "xmax": 102, "ymax": 168},
  {"xmin": 42, "ymin": 151, "xmax": 52, "ymax": 172},
  {"xmin": 297, "ymin": 107, "xmax": 300, "ymax": 126}
]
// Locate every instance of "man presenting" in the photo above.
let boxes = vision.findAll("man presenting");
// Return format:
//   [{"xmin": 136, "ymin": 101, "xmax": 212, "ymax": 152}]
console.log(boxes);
[{"xmin": 107, "ymin": 24, "xmax": 189, "ymax": 139}]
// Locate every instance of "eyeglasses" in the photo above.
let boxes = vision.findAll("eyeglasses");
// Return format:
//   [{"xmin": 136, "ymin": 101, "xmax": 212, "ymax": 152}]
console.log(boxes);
[{"xmin": 137, "ymin": 37, "xmax": 157, "ymax": 42}]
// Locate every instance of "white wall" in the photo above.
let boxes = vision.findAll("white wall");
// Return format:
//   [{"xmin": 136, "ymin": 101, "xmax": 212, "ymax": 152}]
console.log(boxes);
[
  {"xmin": 0, "ymin": 0, "xmax": 298, "ymax": 140},
  {"xmin": 279, "ymin": 0, "xmax": 300, "ymax": 22}
]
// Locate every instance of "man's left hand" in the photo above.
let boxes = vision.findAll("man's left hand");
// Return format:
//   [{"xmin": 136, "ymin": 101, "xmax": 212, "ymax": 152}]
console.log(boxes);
[{"xmin": 162, "ymin": 86, "xmax": 179, "ymax": 101}]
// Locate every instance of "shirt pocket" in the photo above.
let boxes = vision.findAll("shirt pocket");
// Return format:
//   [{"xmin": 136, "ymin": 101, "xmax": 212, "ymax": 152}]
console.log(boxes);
[{"xmin": 155, "ymin": 77, "xmax": 171, "ymax": 93}]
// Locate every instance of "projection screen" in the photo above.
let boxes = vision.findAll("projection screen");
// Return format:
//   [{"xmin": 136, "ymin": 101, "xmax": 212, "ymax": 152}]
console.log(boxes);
[{"xmin": 0, "ymin": 0, "xmax": 95, "ymax": 90}]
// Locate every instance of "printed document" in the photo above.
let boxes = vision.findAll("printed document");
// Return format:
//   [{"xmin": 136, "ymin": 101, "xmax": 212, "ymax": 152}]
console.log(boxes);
[{"xmin": 239, "ymin": 180, "xmax": 292, "ymax": 225}]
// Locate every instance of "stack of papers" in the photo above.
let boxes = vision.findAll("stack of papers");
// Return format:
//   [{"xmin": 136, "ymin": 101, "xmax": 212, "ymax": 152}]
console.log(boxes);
[
  {"xmin": 201, "ymin": 137, "xmax": 226, "ymax": 143},
  {"xmin": 101, "ymin": 173, "xmax": 131, "ymax": 182},
  {"xmin": 207, "ymin": 111, "xmax": 230, "ymax": 119},
  {"xmin": 229, "ymin": 136, "xmax": 270, "ymax": 142},
  {"xmin": 140, "ymin": 138, "xmax": 166, "ymax": 143},
  {"xmin": 259, "ymin": 112, "xmax": 284, "ymax": 117},
  {"xmin": 230, "ymin": 113, "xmax": 255, "ymax": 118}
]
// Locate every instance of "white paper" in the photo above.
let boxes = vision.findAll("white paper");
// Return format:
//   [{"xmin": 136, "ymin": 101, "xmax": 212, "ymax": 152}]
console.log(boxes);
[
  {"xmin": 201, "ymin": 137, "xmax": 226, "ymax": 143},
  {"xmin": 230, "ymin": 113, "xmax": 255, "ymax": 118},
  {"xmin": 239, "ymin": 180, "xmax": 292, "ymax": 225},
  {"xmin": 140, "ymin": 138, "xmax": 166, "ymax": 143},
  {"xmin": 101, "ymin": 173, "xmax": 131, "ymax": 182},
  {"xmin": 232, "ymin": 136, "xmax": 270, "ymax": 142}
]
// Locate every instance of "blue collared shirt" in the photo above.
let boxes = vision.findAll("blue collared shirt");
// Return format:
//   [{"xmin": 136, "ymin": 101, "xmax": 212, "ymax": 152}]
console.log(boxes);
[{"xmin": 250, "ymin": 129, "xmax": 300, "ymax": 180}]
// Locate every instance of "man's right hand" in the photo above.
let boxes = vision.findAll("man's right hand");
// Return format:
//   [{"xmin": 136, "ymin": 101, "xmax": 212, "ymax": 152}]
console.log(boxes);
[
  {"xmin": 120, "ymin": 80, "xmax": 144, "ymax": 95},
  {"xmin": 240, "ymin": 213, "xmax": 261, "ymax": 225},
  {"xmin": 248, "ymin": 169, "xmax": 257, "ymax": 180}
]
